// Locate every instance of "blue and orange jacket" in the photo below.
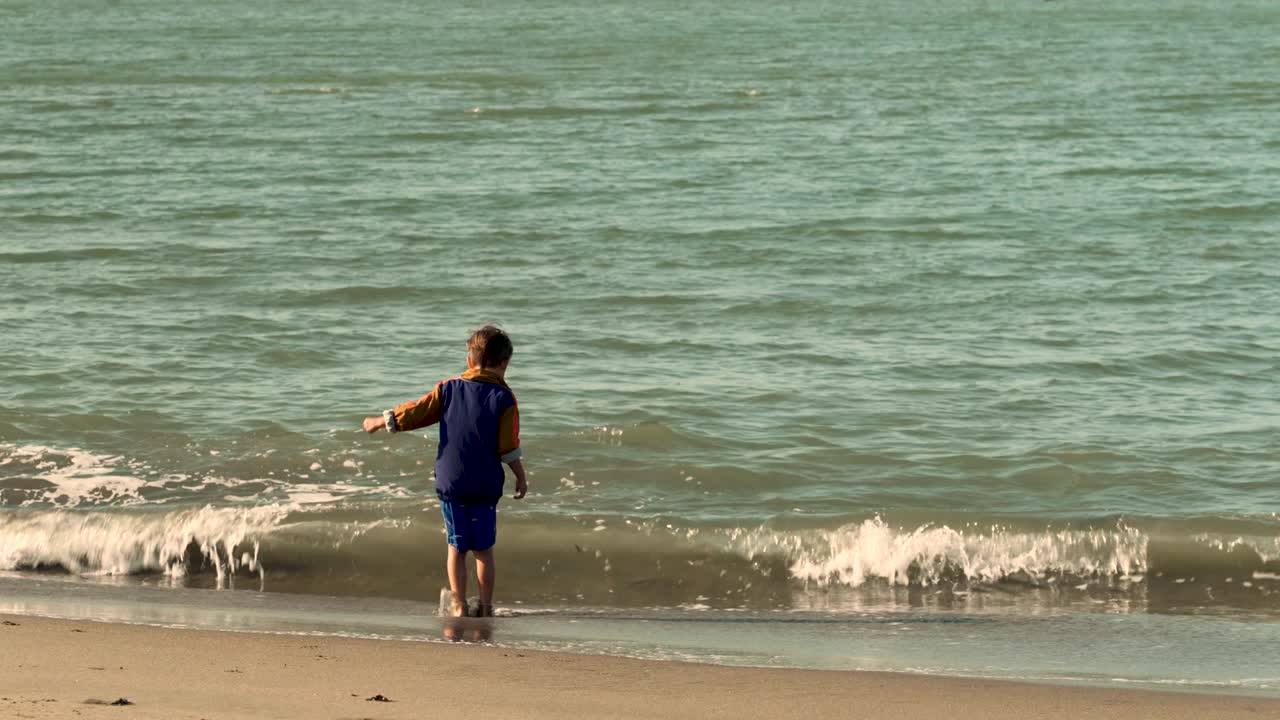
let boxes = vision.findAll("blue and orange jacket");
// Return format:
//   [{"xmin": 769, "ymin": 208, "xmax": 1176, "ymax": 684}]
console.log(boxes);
[{"xmin": 382, "ymin": 368, "xmax": 521, "ymax": 503}]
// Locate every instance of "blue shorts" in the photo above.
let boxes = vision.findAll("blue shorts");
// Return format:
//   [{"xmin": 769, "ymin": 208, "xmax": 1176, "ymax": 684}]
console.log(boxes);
[{"xmin": 440, "ymin": 501, "xmax": 497, "ymax": 553}]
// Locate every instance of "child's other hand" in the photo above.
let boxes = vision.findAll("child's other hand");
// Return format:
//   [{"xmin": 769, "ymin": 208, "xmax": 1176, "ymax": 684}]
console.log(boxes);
[
  {"xmin": 514, "ymin": 477, "xmax": 528, "ymax": 500},
  {"xmin": 362, "ymin": 416, "xmax": 384, "ymax": 433}
]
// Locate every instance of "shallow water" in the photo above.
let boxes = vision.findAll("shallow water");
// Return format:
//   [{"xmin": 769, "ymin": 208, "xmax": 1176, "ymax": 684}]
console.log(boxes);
[
  {"xmin": 3, "ymin": 574, "xmax": 1279, "ymax": 697},
  {"xmin": 2, "ymin": 0, "xmax": 1279, "ymax": 692}
]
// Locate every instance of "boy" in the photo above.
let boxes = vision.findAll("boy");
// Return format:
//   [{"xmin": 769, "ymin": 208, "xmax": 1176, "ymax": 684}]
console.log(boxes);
[{"xmin": 362, "ymin": 325, "xmax": 527, "ymax": 617}]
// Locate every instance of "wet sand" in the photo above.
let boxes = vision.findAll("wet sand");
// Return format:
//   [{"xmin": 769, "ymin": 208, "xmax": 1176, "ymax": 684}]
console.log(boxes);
[{"xmin": 3, "ymin": 614, "xmax": 1277, "ymax": 719}]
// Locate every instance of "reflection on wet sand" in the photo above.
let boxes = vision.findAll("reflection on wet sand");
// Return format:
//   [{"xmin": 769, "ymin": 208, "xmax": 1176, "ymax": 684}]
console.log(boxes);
[{"xmin": 443, "ymin": 616, "xmax": 493, "ymax": 643}]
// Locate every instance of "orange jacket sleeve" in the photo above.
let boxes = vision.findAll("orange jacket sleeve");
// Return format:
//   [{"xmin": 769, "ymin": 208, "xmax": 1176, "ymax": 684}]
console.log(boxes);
[
  {"xmin": 389, "ymin": 383, "xmax": 445, "ymax": 433},
  {"xmin": 497, "ymin": 404, "xmax": 521, "ymax": 462}
]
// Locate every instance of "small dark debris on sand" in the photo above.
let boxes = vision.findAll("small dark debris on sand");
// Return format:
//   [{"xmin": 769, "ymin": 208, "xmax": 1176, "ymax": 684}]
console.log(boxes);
[
  {"xmin": 366, "ymin": 694, "xmax": 394, "ymax": 702},
  {"xmin": 2, "ymin": 620, "xmax": 18, "ymax": 626},
  {"xmin": 84, "ymin": 698, "xmax": 133, "ymax": 706}
]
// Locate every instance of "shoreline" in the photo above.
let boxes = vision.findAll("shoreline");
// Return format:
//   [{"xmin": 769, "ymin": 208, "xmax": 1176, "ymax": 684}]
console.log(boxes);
[{"xmin": 5, "ymin": 614, "xmax": 1279, "ymax": 720}]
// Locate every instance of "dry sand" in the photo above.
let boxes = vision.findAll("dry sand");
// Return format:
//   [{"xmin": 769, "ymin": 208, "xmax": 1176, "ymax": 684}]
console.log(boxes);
[{"xmin": 3, "ymin": 614, "xmax": 1277, "ymax": 719}]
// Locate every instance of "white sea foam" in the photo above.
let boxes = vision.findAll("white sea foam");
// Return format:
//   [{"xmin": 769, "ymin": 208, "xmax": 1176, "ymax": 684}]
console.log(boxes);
[
  {"xmin": 266, "ymin": 87, "xmax": 343, "ymax": 95},
  {"xmin": 727, "ymin": 516, "xmax": 1148, "ymax": 587},
  {"xmin": 0, "ymin": 444, "xmax": 149, "ymax": 507},
  {"xmin": 0, "ymin": 504, "xmax": 290, "ymax": 579},
  {"xmin": 0, "ymin": 442, "xmax": 419, "ymax": 509}
]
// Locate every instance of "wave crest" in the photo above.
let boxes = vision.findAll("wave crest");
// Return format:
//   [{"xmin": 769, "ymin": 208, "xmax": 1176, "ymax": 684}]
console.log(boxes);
[
  {"xmin": 0, "ymin": 505, "xmax": 288, "ymax": 579},
  {"xmin": 731, "ymin": 517, "xmax": 1153, "ymax": 587}
]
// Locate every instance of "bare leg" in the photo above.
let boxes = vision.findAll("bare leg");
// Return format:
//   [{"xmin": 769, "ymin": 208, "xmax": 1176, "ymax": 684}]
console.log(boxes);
[
  {"xmin": 446, "ymin": 545, "xmax": 467, "ymax": 617},
  {"xmin": 474, "ymin": 548, "xmax": 495, "ymax": 614}
]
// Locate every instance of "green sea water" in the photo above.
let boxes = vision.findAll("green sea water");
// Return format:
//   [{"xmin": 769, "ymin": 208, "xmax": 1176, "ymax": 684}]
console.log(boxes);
[{"xmin": 2, "ymin": 0, "xmax": 1279, "ymax": 692}]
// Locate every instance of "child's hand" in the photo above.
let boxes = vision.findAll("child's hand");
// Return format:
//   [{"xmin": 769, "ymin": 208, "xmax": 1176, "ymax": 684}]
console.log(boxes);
[
  {"xmin": 514, "ymin": 477, "xmax": 528, "ymax": 500},
  {"xmin": 362, "ymin": 416, "xmax": 384, "ymax": 433}
]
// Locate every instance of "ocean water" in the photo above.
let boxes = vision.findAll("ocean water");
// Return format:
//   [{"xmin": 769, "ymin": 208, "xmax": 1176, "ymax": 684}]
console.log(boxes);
[{"xmin": 2, "ymin": 0, "xmax": 1279, "ymax": 695}]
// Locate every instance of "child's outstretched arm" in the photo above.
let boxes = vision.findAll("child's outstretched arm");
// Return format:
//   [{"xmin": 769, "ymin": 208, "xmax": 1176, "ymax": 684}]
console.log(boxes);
[{"xmin": 363, "ymin": 383, "xmax": 446, "ymax": 434}]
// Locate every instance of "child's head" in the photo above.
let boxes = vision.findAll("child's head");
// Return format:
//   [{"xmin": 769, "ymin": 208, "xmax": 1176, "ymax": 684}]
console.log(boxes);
[{"xmin": 467, "ymin": 324, "xmax": 514, "ymax": 370}]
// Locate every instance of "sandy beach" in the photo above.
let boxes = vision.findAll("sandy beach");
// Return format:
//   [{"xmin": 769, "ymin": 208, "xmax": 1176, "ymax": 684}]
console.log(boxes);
[{"xmin": 2, "ymin": 614, "xmax": 1276, "ymax": 720}]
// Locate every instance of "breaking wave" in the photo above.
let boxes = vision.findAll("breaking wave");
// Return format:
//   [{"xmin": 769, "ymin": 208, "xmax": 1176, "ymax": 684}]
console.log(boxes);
[
  {"xmin": 1, "ymin": 444, "xmax": 1277, "ymax": 611},
  {"xmin": 0, "ymin": 508, "xmax": 1276, "ymax": 611},
  {"xmin": 0, "ymin": 505, "xmax": 288, "ymax": 579},
  {"xmin": 728, "ymin": 518, "xmax": 1152, "ymax": 587}
]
